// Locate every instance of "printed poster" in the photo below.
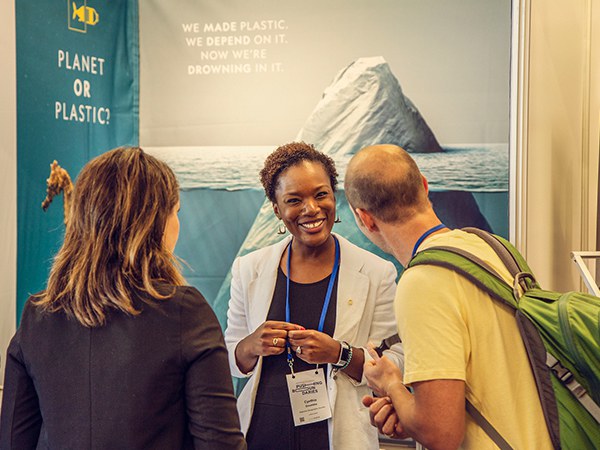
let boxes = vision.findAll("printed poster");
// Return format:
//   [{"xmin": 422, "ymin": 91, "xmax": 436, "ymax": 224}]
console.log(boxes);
[{"xmin": 139, "ymin": 0, "xmax": 512, "ymax": 327}]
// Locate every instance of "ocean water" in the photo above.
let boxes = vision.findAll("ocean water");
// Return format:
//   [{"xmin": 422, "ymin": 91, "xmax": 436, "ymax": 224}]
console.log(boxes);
[
  {"xmin": 146, "ymin": 144, "xmax": 508, "ymax": 192},
  {"xmin": 144, "ymin": 145, "xmax": 509, "ymax": 324}
]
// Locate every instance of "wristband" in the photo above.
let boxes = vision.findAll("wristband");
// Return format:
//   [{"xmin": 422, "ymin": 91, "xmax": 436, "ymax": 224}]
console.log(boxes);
[{"xmin": 333, "ymin": 340, "xmax": 352, "ymax": 369}]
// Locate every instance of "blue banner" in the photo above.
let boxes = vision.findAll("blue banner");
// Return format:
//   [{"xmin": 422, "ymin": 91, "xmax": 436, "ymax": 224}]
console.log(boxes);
[{"xmin": 16, "ymin": 0, "xmax": 139, "ymax": 320}]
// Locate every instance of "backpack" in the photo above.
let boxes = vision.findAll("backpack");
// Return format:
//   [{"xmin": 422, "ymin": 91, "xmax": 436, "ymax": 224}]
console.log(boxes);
[{"xmin": 408, "ymin": 227, "xmax": 600, "ymax": 450}]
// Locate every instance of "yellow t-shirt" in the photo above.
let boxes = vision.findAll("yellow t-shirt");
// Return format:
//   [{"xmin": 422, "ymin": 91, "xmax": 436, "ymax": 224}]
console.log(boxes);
[{"xmin": 396, "ymin": 229, "xmax": 553, "ymax": 449}]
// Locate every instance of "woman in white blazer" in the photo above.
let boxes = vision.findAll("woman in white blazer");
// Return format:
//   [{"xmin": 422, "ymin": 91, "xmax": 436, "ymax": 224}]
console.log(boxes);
[{"xmin": 225, "ymin": 142, "xmax": 403, "ymax": 450}]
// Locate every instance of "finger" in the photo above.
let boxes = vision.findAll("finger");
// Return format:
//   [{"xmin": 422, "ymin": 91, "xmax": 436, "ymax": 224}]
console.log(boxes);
[
  {"xmin": 286, "ymin": 336, "xmax": 307, "ymax": 346},
  {"xmin": 287, "ymin": 329, "xmax": 313, "ymax": 339},
  {"xmin": 281, "ymin": 322, "xmax": 305, "ymax": 331},
  {"xmin": 395, "ymin": 422, "xmax": 408, "ymax": 438},
  {"xmin": 372, "ymin": 401, "xmax": 392, "ymax": 420},
  {"xmin": 373, "ymin": 403, "xmax": 394, "ymax": 429},
  {"xmin": 368, "ymin": 396, "xmax": 391, "ymax": 414},
  {"xmin": 367, "ymin": 342, "xmax": 381, "ymax": 361},
  {"xmin": 287, "ymin": 340, "xmax": 316, "ymax": 352},
  {"xmin": 289, "ymin": 330, "xmax": 332, "ymax": 347},
  {"xmin": 288, "ymin": 336, "xmax": 320, "ymax": 349},
  {"xmin": 264, "ymin": 321, "xmax": 303, "ymax": 331},
  {"xmin": 368, "ymin": 398, "xmax": 391, "ymax": 424},
  {"xmin": 269, "ymin": 336, "xmax": 287, "ymax": 348},
  {"xmin": 381, "ymin": 411, "xmax": 398, "ymax": 436},
  {"xmin": 361, "ymin": 395, "xmax": 375, "ymax": 407},
  {"xmin": 264, "ymin": 346, "xmax": 286, "ymax": 356},
  {"xmin": 293, "ymin": 346, "xmax": 312, "ymax": 362}
]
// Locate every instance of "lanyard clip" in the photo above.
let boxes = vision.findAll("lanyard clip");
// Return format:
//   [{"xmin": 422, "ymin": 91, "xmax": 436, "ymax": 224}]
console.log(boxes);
[{"xmin": 287, "ymin": 346, "xmax": 295, "ymax": 376}]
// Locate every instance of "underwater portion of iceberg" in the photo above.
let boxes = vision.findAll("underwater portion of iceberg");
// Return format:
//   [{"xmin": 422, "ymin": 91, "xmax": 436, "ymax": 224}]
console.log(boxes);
[{"xmin": 296, "ymin": 56, "xmax": 443, "ymax": 157}]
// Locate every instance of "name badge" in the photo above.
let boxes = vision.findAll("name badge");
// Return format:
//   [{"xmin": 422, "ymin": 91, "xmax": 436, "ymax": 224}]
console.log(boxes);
[{"xmin": 286, "ymin": 367, "xmax": 332, "ymax": 427}]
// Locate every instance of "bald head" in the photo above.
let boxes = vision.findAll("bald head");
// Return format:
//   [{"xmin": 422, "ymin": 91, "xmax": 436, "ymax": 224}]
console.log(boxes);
[{"xmin": 345, "ymin": 144, "xmax": 429, "ymax": 223}]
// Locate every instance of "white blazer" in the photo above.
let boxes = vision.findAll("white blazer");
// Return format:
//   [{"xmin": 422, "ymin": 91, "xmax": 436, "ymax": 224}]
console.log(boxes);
[{"xmin": 225, "ymin": 233, "xmax": 404, "ymax": 450}]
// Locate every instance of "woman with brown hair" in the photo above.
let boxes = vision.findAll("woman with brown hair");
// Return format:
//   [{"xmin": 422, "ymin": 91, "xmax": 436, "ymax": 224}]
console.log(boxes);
[{"xmin": 0, "ymin": 147, "xmax": 246, "ymax": 449}]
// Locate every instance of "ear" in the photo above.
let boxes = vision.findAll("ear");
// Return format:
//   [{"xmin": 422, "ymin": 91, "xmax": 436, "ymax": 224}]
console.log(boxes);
[
  {"xmin": 272, "ymin": 202, "xmax": 281, "ymax": 220},
  {"xmin": 355, "ymin": 208, "xmax": 379, "ymax": 232},
  {"xmin": 421, "ymin": 175, "xmax": 429, "ymax": 194}
]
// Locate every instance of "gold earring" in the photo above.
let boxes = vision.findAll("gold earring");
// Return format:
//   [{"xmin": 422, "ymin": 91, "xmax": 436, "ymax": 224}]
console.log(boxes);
[
  {"xmin": 277, "ymin": 223, "xmax": 287, "ymax": 235},
  {"xmin": 334, "ymin": 215, "xmax": 341, "ymax": 223}
]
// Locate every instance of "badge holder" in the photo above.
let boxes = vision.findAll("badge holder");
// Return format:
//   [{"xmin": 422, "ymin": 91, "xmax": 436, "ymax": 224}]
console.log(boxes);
[{"xmin": 286, "ymin": 346, "xmax": 332, "ymax": 426}]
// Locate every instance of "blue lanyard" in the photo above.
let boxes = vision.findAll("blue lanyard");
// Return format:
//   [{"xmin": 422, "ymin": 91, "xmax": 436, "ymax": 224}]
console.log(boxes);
[
  {"xmin": 411, "ymin": 223, "xmax": 447, "ymax": 258},
  {"xmin": 285, "ymin": 236, "xmax": 340, "ymax": 361}
]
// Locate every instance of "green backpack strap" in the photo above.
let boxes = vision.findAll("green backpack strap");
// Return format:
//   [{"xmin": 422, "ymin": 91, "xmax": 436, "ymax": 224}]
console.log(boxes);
[
  {"xmin": 462, "ymin": 227, "xmax": 522, "ymax": 275},
  {"xmin": 408, "ymin": 246, "xmax": 517, "ymax": 309},
  {"xmin": 462, "ymin": 227, "xmax": 540, "ymax": 291}
]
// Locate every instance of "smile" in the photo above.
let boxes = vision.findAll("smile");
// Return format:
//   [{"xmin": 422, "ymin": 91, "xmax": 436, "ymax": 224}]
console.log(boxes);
[{"xmin": 299, "ymin": 219, "xmax": 325, "ymax": 230}]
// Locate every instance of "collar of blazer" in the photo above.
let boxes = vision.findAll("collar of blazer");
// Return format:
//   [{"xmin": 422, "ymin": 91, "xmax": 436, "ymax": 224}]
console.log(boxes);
[{"xmin": 246, "ymin": 233, "xmax": 370, "ymax": 343}]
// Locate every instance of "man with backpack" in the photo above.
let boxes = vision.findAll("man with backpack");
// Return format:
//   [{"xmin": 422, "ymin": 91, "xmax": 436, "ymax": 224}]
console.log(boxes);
[{"xmin": 344, "ymin": 144, "xmax": 554, "ymax": 449}]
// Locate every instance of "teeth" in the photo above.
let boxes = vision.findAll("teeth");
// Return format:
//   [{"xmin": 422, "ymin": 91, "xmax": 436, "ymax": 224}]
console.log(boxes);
[{"xmin": 301, "ymin": 219, "xmax": 324, "ymax": 229}]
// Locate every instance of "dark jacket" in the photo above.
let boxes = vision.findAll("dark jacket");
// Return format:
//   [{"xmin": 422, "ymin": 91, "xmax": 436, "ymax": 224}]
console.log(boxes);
[{"xmin": 0, "ymin": 286, "xmax": 246, "ymax": 450}]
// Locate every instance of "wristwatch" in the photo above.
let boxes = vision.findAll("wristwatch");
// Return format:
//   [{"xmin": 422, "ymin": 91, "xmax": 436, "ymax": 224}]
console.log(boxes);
[{"xmin": 333, "ymin": 340, "xmax": 353, "ymax": 369}]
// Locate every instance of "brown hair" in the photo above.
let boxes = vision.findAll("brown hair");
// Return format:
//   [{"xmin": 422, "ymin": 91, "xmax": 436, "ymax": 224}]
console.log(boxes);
[
  {"xmin": 259, "ymin": 142, "xmax": 338, "ymax": 202},
  {"xmin": 345, "ymin": 145, "xmax": 429, "ymax": 223},
  {"xmin": 36, "ymin": 147, "xmax": 185, "ymax": 327}
]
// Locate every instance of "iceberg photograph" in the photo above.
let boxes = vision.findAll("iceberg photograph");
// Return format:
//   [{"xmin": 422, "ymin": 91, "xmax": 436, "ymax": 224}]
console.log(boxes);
[
  {"xmin": 140, "ymin": 0, "xmax": 511, "ymax": 326},
  {"xmin": 147, "ymin": 56, "xmax": 508, "ymax": 323}
]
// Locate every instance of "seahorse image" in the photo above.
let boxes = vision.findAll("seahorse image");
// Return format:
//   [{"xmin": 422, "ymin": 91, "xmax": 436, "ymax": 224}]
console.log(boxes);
[{"xmin": 42, "ymin": 160, "xmax": 74, "ymax": 225}]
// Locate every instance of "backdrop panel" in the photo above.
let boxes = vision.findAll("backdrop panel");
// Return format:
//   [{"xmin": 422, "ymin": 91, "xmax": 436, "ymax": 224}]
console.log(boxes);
[
  {"xmin": 140, "ymin": 0, "xmax": 511, "ymax": 327},
  {"xmin": 16, "ymin": 0, "xmax": 139, "ymax": 319}
]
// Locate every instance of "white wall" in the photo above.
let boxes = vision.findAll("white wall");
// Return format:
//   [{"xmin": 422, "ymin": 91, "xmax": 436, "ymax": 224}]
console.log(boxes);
[
  {"xmin": 513, "ymin": 0, "xmax": 600, "ymax": 291},
  {"xmin": 0, "ymin": 0, "xmax": 17, "ymax": 387}
]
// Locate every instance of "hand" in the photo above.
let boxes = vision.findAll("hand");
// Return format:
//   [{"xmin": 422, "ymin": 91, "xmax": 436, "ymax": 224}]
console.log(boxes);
[
  {"xmin": 287, "ymin": 329, "xmax": 340, "ymax": 364},
  {"xmin": 364, "ymin": 345, "xmax": 404, "ymax": 397},
  {"xmin": 246, "ymin": 320, "xmax": 304, "ymax": 357},
  {"xmin": 362, "ymin": 395, "xmax": 408, "ymax": 440},
  {"xmin": 235, "ymin": 321, "xmax": 303, "ymax": 374}
]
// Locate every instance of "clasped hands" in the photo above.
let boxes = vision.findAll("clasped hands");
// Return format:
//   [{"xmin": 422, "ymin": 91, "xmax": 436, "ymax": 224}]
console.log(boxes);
[
  {"xmin": 362, "ymin": 346, "xmax": 408, "ymax": 440},
  {"xmin": 241, "ymin": 324, "xmax": 409, "ymax": 439},
  {"xmin": 248, "ymin": 320, "xmax": 341, "ymax": 364}
]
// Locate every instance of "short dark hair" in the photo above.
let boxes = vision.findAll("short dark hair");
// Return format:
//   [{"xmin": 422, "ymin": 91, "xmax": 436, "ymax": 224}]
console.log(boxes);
[
  {"xmin": 345, "ymin": 145, "xmax": 428, "ymax": 223},
  {"xmin": 260, "ymin": 142, "xmax": 338, "ymax": 202}
]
